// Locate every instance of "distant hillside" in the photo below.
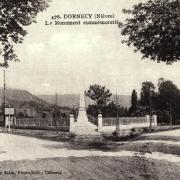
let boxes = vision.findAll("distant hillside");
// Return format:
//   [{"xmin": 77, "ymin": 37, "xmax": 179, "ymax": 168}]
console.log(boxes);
[
  {"xmin": 0, "ymin": 88, "xmax": 73, "ymax": 117},
  {"xmin": 111, "ymin": 95, "xmax": 131, "ymax": 108},
  {"xmin": 39, "ymin": 94, "xmax": 131, "ymax": 108},
  {"xmin": 38, "ymin": 94, "xmax": 80, "ymax": 108},
  {"xmin": 0, "ymin": 88, "xmax": 48, "ymax": 109}
]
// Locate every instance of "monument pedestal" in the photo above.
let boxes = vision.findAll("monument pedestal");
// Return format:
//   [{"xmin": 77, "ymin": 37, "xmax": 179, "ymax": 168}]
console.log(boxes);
[{"xmin": 73, "ymin": 93, "xmax": 99, "ymax": 135}]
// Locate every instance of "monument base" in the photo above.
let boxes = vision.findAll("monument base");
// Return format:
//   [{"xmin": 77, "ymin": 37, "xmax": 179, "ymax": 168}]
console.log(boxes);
[
  {"xmin": 73, "ymin": 134, "xmax": 105, "ymax": 144},
  {"xmin": 73, "ymin": 121, "xmax": 99, "ymax": 135}
]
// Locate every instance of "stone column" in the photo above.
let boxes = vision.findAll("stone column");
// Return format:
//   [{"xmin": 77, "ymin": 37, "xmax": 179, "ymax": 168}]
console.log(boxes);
[
  {"xmin": 69, "ymin": 114, "xmax": 75, "ymax": 132},
  {"xmin": 145, "ymin": 115, "xmax": 150, "ymax": 127},
  {"xmin": 98, "ymin": 114, "xmax": 103, "ymax": 132},
  {"xmin": 6, "ymin": 116, "xmax": 11, "ymax": 132},
  {"xmin": 4, "ymin": 116, "xmax": 8, "ymax": 130},
  {"xmin": 145, "ymin": 115, "xmax": 150, "ymax": 122},
  {"xmin": 152, "ymin": 115, "xmax": 157, "ymax": 127}
]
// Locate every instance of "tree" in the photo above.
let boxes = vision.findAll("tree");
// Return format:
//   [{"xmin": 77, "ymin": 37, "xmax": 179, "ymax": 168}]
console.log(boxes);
[
  {"xmin": 102, "ymin": 101, "xmax": 118, "ymax": 117},
  {"xmin": 140, "ymin": 81, "xmax": 156, "ymax": 108},
  {"xmin": 129, "ymin": 89, "xmax": 138, "ymax": 116},
  {"xmin": 131, "ymin": 89, "xmax": 138, "ymax": 110},
  {"xmin": 157, "ymin": 78, "xmax": 180, "ymax": 124},
  {"xmin": 85, "ymin": 84, "xmax": 112, "ymax": 110},
  {"xmin": 158, "ymin": 78, "xmax": 179, "ymax": 109},
  {"xmin": 120, "ymin": 0, "xmax": 180, "ymax": 64},
  {"xmin": 0, "ymin": 0, "xmax": 50, "ymax": 67},
  {"xmin": 87, "ymin": 100, "xmax": 129, "ymax": 118}
]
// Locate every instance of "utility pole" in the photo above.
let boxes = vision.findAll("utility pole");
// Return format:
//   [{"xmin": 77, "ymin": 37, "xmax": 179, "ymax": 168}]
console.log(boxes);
[
  {"xmin": 169, "ymin": 102, "xmax": 173, "ymax": 126},
  {"xmin": 149, "ymin": 90, "xmax": 152, "ymax": 128},
  {"xmin": 55, "ymin": 92, "xmax": 58, "ymax": 134},
  {"xmin": 3, "ymin": 69, "xmax": 6, "ymax": 129},
  {"xmin": 55, "ymin": 92, "xmax": 57, "ymax": 108},
  {"xmin": 115, "ymin": 92, "xmax": 120, "ymax": 135}
]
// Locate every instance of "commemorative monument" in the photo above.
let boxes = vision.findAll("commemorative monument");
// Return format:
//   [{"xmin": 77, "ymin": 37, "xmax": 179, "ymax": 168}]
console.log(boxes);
[{"xmin": 72, "ymin": 92, "xmax": 99, "ymax": 135}]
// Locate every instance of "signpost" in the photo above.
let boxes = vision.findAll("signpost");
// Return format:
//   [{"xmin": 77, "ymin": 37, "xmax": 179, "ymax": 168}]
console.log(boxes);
[
  {"xmin": 5, "ymin": 107, "xmax": 15, "ymax": 132},
  {"xmin": 5, "ymin": 107, "xmax": 15, "ymax": 115}
]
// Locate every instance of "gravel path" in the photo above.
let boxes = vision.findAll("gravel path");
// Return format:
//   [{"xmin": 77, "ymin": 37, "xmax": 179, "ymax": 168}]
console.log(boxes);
[
  {"xmin": 0, "ymin": 129, "xmax": 180, "ymax": 163},
  {"xmin": 144, "ymin": 129, "xmax": 180, "ymax": 137}
]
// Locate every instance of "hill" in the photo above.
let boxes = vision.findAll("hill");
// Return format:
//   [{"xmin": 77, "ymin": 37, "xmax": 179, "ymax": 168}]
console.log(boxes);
[
  {"xmin": 0, "ymin": 88, "xmax": 71, "ymax": 118},
  {"xmin": 0, "ymin": 88, "xmax": 131, "ymax": 114},
  {"xmin": 0, "ymin": 88, "xmax": 48, "ymax": 107},
  {"xmin": 0, "ymin": 88, "xmax": 48, "ymax": 108},
  {"xmin": 39, "ymin": 94, "xmax": 131, "ymax": 108},
  {"xmin": 38, "ymin": 94, "xmax": 79, "ymax": 108}
]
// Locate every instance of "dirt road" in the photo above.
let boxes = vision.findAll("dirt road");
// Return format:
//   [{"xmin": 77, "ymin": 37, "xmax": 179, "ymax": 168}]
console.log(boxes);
[{"xmin": 0, "ymin": 129, "xmax": 180, "ymax": 180}]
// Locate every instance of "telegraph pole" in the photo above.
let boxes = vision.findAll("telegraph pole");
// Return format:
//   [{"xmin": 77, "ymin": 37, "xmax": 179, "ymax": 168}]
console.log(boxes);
[
  {"xmin": 3, "ymin": 69, "xmax": 6, "ymax": 128},
  {"xmin": 149, "ymin": 90, "xmax": 152, "ymax": 128},
  {"xmin": 55, "ymin": 92, "xmax": 57, "ymax": 108},
  {"xmin": 115, "ymin": 92, "xmax": 120, "ymax": 135},
  {"xmin": 169, "ymin": 102, "xmax": 173, "ymax": 126},
  {"xmin": 55, "ymin": 92, "xmax": 58, "ymax": 134}
]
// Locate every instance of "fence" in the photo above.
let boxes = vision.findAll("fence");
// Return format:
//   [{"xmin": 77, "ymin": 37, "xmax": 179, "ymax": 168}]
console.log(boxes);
[
  {"xmin": 98, "ymin": 115, "xmax": 157, "ymax": 133},
  {"xmin": 103, "ymin": 117, "xmax": 149, "ymax": 126},
  {"xmin": 13, "ymin": 117, "xmax": 70, "ymax": 131}
]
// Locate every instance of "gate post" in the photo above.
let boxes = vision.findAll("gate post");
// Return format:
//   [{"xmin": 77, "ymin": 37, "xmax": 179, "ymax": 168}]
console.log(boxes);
[
  {"xmin": 145, "ymin": 115, "xmax": 150, "ymax": 124},
  {"xmin": 98, "ymin": 114, "xmax": 103, "ymax": 132},
  {"xmin": 152, "ymin": 115, "xmax": 157, "ymax": 127},
  {"xmin": 69, "ymin": 114, "xmax": 75, "ymax": 132}
]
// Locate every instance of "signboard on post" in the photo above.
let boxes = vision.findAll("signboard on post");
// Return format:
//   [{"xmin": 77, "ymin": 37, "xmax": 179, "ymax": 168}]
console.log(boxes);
[{"xmin": 5, "ymin": 107, "xmax": 15, "ymax": 115}]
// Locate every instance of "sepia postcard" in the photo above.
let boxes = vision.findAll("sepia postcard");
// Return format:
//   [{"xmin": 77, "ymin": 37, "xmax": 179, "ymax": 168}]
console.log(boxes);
[{"xmin": 0, "ymin": 0, "xmax": 180, "ymax": 179}]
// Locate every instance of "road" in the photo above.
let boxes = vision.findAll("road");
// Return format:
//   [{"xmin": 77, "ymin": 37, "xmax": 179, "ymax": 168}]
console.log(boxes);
[
  {"xmin": 0, "ymin": 129, "xmax": 179, "ymax": 180},
  {"xmin": 0, "ymin": 130, "xmax": 179, "ymax": 162}
]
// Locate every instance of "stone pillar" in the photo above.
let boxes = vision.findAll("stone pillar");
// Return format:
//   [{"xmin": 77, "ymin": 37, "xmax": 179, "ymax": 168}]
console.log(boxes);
[
  {"xmin": 145, "ymin": 115, "xmax": 150, "ymax": 123},
  {"xmin": 69, "ymin": 114, "xmax": 75, "ymax": 132},
  {"xmin": 98, "ymin": 114, "xmax": 103, "ymax": 132},
  {"xmin": 8, "ymin": 116, "xmax": 11, "ymax": 132},
  {"xmin": 14, "ymin": 117, "xmax": 17, "ymax": 126},
  {"xmin": 152, "ymin": 115, "xmax": 157, "ymax": 127},
  {"xmin": 4, "ymin": 116, "xmax": 8, "ymax": 130},
  {"xmin": 145, "ymin": 115, "xmax": 150, "ymax": 128}
]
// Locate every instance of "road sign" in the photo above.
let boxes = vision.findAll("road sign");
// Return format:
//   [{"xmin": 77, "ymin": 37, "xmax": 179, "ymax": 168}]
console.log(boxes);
[{"xmin": 5, "ymin": 107, "xmax": 15, "ymax": 115}]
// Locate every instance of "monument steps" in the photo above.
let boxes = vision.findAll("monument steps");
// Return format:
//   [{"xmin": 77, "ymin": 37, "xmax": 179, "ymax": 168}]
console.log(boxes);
[
  {"xmin": 73, "ymin": 127, "xmax": 98, "ymax": 135},
  {"xmin": 74, "ymin": 121, "xmax": 97, "ymax": 129},
  {"xmin": 73, "ymin": 120, "xmax": 98, "ymax": 134},
  {"xmin": 73, "ymin": 134, "xmax": 105, "ymax": 144}
]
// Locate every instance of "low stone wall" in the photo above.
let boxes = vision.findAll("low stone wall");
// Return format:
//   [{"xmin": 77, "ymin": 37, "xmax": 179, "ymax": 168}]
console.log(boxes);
[
  {"xmin": 98, "ymin": 115, "xmax": 157, "ymax": 133},
  {"xmin": 68, "ymin": 114, "xmax": 158, "ymax": 134}
]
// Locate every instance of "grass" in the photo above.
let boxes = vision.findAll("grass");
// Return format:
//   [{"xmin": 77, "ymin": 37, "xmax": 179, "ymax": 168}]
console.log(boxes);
[
  {"xmin": 102, "ymin": 125, "xmax": 180, "ymax": 142},
  {"xmin": 0, "ymin": 128, "xmax": 75, "ymax": 142},
  {"xmin": 1, "ymin": 124, "xmax": 180, "ymax": 144}
]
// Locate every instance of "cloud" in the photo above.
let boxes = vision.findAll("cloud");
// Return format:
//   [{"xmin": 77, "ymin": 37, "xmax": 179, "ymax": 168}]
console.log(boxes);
[
  {"xmin": 41, "ymin": 83, "xmax": 50, "ymax": 88},
  {"xmin": 26, "ymin": 42, "xmax": 45, "ymax": 55},
  {"xmin": 48, "ymin": 32, "xmax": 102, "ymax": 56}
]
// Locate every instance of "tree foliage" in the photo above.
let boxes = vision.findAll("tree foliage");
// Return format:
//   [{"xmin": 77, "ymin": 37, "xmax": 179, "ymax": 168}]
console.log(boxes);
[
  {"xmin": 137, "ymin": 78, "xmax": 180, "ymax": 124},
  {"xmin": 0, "ymin": 0, "xmax": 50, "ymax": 67},
  {"xmin": 140, "ymin": 81, "xmax": 156, "ymax": 107},
  {"xmin": 131, "ymin": 89, "xmax": 138, "ymax": 109},
  {"xmin": 157, "ymin": 78, "xmax": 180, "ymax": 110},
  {"xmin": 85, "ymin": 84, "xmax": 112, "ymax": 108},
  {"xmin": 87, "ymin": 101, "xmax": 128, "ymax": 117},
  {"xmin": 129, "ymin": 89, "xmax": 138, "ymax": 115},
  {"xmin": 120, "ymin": 0, "xmax": 180, "ymax": 64}
]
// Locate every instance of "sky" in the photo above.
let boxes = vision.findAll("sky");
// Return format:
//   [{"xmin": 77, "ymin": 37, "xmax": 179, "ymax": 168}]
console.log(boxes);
[{"xmin": 1, "ymin": 0, "xmax": 180, "ymax": 96}]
